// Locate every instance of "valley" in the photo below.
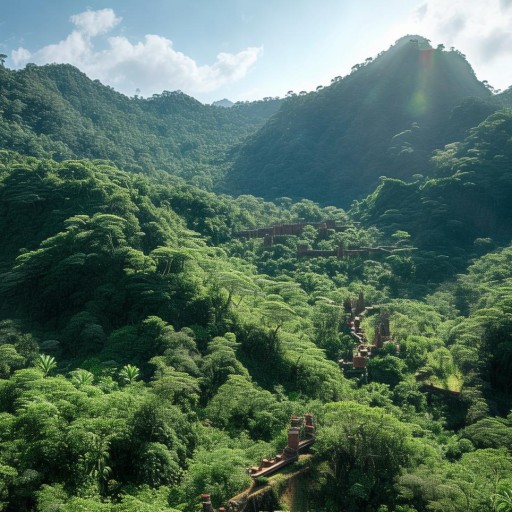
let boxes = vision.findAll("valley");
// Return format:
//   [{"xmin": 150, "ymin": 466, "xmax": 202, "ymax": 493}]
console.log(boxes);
[{"xmin": 0, "ymin": 34, "xmax": 511, "ymax": 512}]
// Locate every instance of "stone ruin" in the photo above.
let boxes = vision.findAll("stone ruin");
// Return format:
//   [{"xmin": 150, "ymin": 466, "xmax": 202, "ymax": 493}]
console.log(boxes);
[
  {"xmin": 235, "ymin": 219, "xmax": 354, "ymax": 250},
  {"xmin": 235, "ymin": 219, "xmax": 347, "ymax": 240},
  {"xmin": 338, "ymin": 293, "xmax": 400, "ymax": 376},
  {"xmin": 297, "ymin": 244, "xmax": 394, "ymax": 259},
  {"xmin": 201, "ymin": 494, "xmax": 226, "ymax": 512},
  {"xmin": 235, "ymin": 220, "xmax": 413, "ymax": 258},
  {"xmin": 248, "ymin": 413, "xmax": 315, "ymax": 479},
  {"xmin": 202, "ymin": 414, "xmax": 316, "ymax": 511}
]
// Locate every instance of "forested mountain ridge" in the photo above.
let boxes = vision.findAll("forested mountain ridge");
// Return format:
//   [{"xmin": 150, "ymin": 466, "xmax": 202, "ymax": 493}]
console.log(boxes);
[
  {"xmin": 354, "ymin": 108, "xmax": 512, "ymax": 286},
  {"xmin": 1, "ymin": 38, "xmax": 510, "ymax": 209},
  {"xmin": 1, "ymin": 34, "xmax": 512, "ymax": 512},
  {"xmin": 0, "ymin": 62, "xmax": 282, "ymax": 188},
  {"xmin": 224, "ymin": 35, "xmax": 498, "ymax": 206}
]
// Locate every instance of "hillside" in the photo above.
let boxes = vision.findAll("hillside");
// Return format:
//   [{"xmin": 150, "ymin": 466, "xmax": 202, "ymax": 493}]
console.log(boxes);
[
  {"xmin": 224, "ymin": 36, "xmax": 494, "ymax": 206},
  {"xmin": 1, "ymin": 34, "xmax": 512, "ymax": 512},
  {"xmin": 354, "ymin": 108, "xmax": 512, "ymax": 286},
  {"xmin": 0, "ymin": 150, "xmax": 511, "ymax": 511},
  {"xmin": 0, "ymin": 63, "xmax": 282, "ymax": 188},
  {"xmin": 0, "ymin": 41, "xmax": 504, "ymax": 208}
]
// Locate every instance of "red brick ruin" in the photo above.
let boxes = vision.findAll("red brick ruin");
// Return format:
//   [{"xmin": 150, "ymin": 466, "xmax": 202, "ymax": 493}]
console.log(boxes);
[
  {"xmin": 201, "ymin": 494, "xmax": 226, "ymax": 512},
  {"xmin": 296, "ymin": 243, "xmax": 395, "ymax": 259},
  {"xmin": 201, "ymin": 414, "xmax": 315, "ymax": 511},
  {"xmin": 234, "ymin": 218, "xmax": 409, "ymax": 258},
  {"xmin": 234, "ymin": 219, "xmax": 347, "ymax": 240},
  {"xmin": 248, "ymin": 413, "xmax": 315, "ymax": 479},
  {"xmin": 201, "ymin": 494, "xmax": 214, "ymax": 512},
  {"xmin": 338, "ymin": 292, "xmax": 400, "ymax": 376}
]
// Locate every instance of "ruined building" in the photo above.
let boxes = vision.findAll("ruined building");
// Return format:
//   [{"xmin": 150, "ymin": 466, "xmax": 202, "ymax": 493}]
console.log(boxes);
[
  {"xmin": 338, "ymin": 293, "xmax": 400, "ymax": 377},
  {"xmin": 202, "ymin": 414, "xmax": 316, "ymax": 512},
  {"xmin": 248, "ymin": 413, "xmax": 315, "ymax": 479}
]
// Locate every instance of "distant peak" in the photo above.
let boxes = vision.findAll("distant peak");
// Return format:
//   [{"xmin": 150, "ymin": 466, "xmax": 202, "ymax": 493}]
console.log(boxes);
[
  {"xmin": 212, "ymin": 98, "xmax": 234, "ymax": 108},
  {"xmin": 393, "ymin": 34, "xmax": 433, "ymax": 49}
]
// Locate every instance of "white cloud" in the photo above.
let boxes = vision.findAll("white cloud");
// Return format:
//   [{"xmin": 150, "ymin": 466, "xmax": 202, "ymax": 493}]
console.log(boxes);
[
  {"xmin": 10, "ymin": 8, "xmax": 262, "ymax": 99},
  {"xmin": 389, "ymin": 0, "xmax": 512, "ymax": 90},
  {"xmin": 21, "ymin": 31, "xmax": 91, "ymax": 65},
  {"xmin": 70, "ymin": 8, "xmax": 121, "ymax": 37},
  {"xmin": 11, "ymin": 46, "xmax": 30, "ymax": 63},
  {"xmin": 477, "ymin": 29, "xmax": 512, "ymax": 63},
  {"xmin": 415, "ymin": 4, "xmax": 428, "ymax": 21}
]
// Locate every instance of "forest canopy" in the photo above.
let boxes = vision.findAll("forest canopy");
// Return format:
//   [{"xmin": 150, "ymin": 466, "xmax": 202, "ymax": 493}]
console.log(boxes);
[{"xmin": 1, "ymin": 33, "xmax": 512, "ymax": 511}]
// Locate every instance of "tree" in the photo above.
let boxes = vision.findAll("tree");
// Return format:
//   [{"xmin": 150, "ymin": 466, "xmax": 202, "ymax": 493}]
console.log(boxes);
[
  {"xmin": 134, "ymin": 442, "xmax": 181, "ymax": 487},
  {"xmin": 205, "ymin": 375, "xmax": 286, "ymax": 440},
  {"xmin": 312, "ymin": 299, "xmax": 345, "ymax": 359},
  {"xmin": 260, "ymin": 299, "xmax": 296, "ymax": 344},
  {"xmin": 150, "ymin": 365, "xmax": 200, "ymax": 410},
  {"xmin": 367, "ymin": 355, "xmax": 406, "ymax": 387},
  {"xmin": 0, "ymin": 464, "xmax": 17, "ymax": 509},
  {"xmin": 0, "ymin": 345, "xmax": 25, "ymax": 378},
  {"xmin": 180, "ymin": 446, "xmax": 252, "ymax": 508},
  {"xmin": 463, "ymin": 417, "xmax": 512, "ymax": 451},
  {"xmin": 213, "ymin": 269, "xmax": 260, "ymax": 312},
  {"xmin": 316, "ymin": 401, "xmax": 424, "ymax": 511},
  {"xmin": 398, "ymin": 448, "xmax": 512, "ymax": 511},
  {"xmin": 200, "ymin": 335, "xmax": 249, "ymax": 399},
  {"xmin": 70, "ymin": 368, "xmax": 94, "ymax": 387},
  {"xmin": 429, "ymin": 347, "xmax": 455, "ymax": 381},
  {"xmin": 392, "ymin": 230, "xmax": 411, "ymax": 245},
  {"xmin": 119, "ymin": 364, "xmax": 140, "ymax": 385},
  {"xmin": 79, "ymin": 433, "xmax": 112, "ymax": 495},
  {"xmin": 35, "ymin": 354, "xmax": 57, "ymax": 377},
  {"xmin": 492, "ymin": 490, "xmax": 512, "ymax": 512}
]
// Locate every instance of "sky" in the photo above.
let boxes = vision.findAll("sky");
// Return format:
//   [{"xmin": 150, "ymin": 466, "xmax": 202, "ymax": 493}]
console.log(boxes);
[{"xmin": 1, "ymin": 0, "xmax": 511, "ymax": 104}]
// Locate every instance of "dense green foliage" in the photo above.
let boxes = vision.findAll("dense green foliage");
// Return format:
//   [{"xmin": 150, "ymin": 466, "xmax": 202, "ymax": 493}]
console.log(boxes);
[
  {"xmin": 355, "ymin": 108, "xmax": 512, "ymax": 286},
  {"xmin": 225, "ymin": 36, "xmax": 495, "ymax": 206},
  {"xmin": 0, "ymin": 63, "xmax": 282, "ymax": 189},
  {"xmin": 1, "ymin": 34, "xmax": 512, "ymax": 512},
  {"xmin": 0, "ymin": 151, "xmax": 510, "ymax": 511}
]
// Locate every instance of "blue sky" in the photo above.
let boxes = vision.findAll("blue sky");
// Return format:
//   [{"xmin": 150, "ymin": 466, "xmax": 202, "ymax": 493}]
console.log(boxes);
[{"xmin": 1, "ymin": 0, "xmax": 511, "ymax": 103}]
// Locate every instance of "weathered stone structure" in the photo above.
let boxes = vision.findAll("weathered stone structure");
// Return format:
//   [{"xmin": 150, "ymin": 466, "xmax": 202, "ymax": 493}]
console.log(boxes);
[
  {"xmin": 234, "ymin": 219, "xmax": 349, "ymax": 241},
  {"xmin": 297, "ymin": 244, "xmax": 395, "ymax": 259},
  {"xmin": 201, "ymin": 494, "xmax": 214, "ymax": 512},
  {"xmin": 204, "ymin": 415, "xmax": 316, "ymax": 512},
  {"xmin": 338, "ymin": 293, "xmax": 400, "ymax": 377},
  {"xmin": 248, "ymin": 414, "xmax": 315, "ymax": 479}
]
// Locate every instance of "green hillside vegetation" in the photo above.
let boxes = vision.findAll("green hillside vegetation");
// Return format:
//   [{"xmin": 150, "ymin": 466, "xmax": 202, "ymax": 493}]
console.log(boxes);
[
  {"xmin": 355, "ymin": 108, "xmax": 512, "ymax": 286},
  {"xmin": 224, "ymin": 36, "xmax": 496, "ymax": 206},
  {"xmin": 1, "ymin": 34, "xmax": 512, "ymax": 512},
  {"xmin": 0, "ymin": 62, "xmax": 282, "ymax": 189},
  {"xmin": 0, "ymin": 152, "xmax": 510, "ymax": 511}
]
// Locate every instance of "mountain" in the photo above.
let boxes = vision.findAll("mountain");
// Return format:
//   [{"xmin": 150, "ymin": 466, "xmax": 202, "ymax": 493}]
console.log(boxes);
[
  {"xmin": 353, "ymin": 108, "xmax": 512, "ymax": 285},
  {"xmin": 212, "ymin": 98, "xmax": 235, "ymax": 108},
  {"xmin": 2, "ymin": 36, "xmax": 512, "ymax": 512},
  {"xmin": 0, "ymin": 63, "xmax": 282, "ymax": 187},
  {"xmin": 224, "ymin": 36, "xmax": 493, "ymax": 206},
  {"xmin": 0, "ymin": 41, "xmax": 502, "ymax": 207}
]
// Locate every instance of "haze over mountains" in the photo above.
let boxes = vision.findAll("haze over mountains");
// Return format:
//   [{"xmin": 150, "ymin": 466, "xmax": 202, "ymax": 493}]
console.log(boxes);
[
  {"xmin": 225, "ymin": 36, "xmax": 501, "ymax": 205},
  {"xmin": 0, "ymin": 62, "xmax": 282, "ymax": 187}
]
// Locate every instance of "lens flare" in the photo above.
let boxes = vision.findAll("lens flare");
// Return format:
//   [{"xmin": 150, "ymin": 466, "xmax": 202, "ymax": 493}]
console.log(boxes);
[{"xmin": 408, "ymin": 49, "xmax": 435, "ymax": 117}]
